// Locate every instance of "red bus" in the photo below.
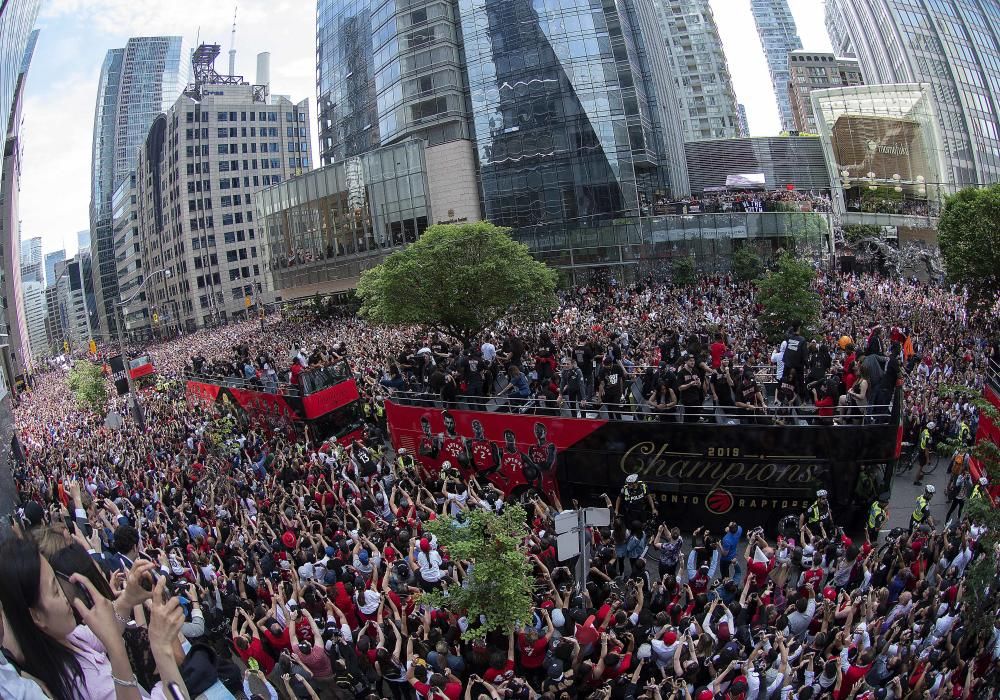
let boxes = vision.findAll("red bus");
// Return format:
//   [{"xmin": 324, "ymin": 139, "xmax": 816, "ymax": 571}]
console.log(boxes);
[
  {"xmin": 385, "ymin": 388, "xmax": 903, "ymax": 530},
  {"xmin": 185, "ymin": 368, "xmax": 365, "ymax": 445}
]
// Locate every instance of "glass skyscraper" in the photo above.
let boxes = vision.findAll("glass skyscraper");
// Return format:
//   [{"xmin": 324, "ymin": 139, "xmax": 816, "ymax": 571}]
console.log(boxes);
[
  {"xmin": 750, "ymin": 0, "xmax": 803, "ymax": 133},
  {"xmin": 89, "ymin": 36, "xmax": 187, "ymax": 336},
  {"xmin": 825, "ymin": 0, "xmax": 1000, "ymax": 188},
  {"xmin": 458, "ymin": 0, "xmax": 688, "ymax": 229},
  {"xmin": 654, "ymin": 0, "xmax": 742, "ymax": 142}
]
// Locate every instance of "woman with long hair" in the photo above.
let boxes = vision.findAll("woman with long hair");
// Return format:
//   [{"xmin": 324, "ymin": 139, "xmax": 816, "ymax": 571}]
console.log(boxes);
[{"xmin": 0, "ymin": 537, "xmax": 188, "ymax": 700}]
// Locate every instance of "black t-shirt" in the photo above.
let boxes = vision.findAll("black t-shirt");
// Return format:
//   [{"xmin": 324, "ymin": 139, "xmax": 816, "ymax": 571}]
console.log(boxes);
[
  {"xmin": 599, "ymin": 364, "xmax": 626, "ymax": 399},
  {"xmin": 462, "ymin": 356, "xmax": 484, "ymax": 386},
  {"xmin": 739, "ymin": 377, "xmax": 760, "ymax": 407},
  {"xmin": 573, "ymin": 344, "xmax": 595, "ymax": 376},
  {"xmin": 677, "ymin": 367, "xmax": 702, "ymax": 405},
  {"xmin": 712, "ymin": 373, "xmax": 735, "ymax": 406},
  {"xmin": 783, "ymin": 335, "xmax": 806, "ymax": 369},
  {"xmin": 503, "ymin": 337, "xmax": 525, "ymax": 366}
]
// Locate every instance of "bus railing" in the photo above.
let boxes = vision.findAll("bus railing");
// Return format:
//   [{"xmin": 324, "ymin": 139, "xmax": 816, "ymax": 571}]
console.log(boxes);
[
  {"xmin": 183, "ymin": 363, "xmax": 354, "ymax": 398},
  {"xmin": 383, "ymin": 390, "xmax": 898, "ymax": 426}
]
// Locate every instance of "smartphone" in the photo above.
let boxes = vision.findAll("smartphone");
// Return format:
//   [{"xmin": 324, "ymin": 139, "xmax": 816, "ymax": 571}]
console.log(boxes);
[{"xmin": 55, "ymin": 570, "xmax": 95, "ymax": 625}]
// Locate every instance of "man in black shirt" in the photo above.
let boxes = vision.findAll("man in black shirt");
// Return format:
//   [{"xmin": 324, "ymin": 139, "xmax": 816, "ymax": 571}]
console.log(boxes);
[
  {"xmin": 573, "ymin": 337, "xmax": 595, "ymax": 398},
  {"xmin": 710, "ymin": 358, "xmax": 737, "ymax": 417},
  {"xmin": 735, "ymin": 366, "xmax": 766, "ymax": 423},
  {"xmin": 558, "ymin": 357, "xmax": 586, "ymax": 417},
  {"xmin": 782, "ymin": 323, "xmax": 807, "ymax": 398},
  {"xmin": 677, "ymin": 355, "xmax": 704, "ymax": 423},
  {"xmin": 460, "ymin": 349, "xmax": 486, "ymax": 400},
  {"xmin": 597, "ymin": 355, "xmax": 628, "ymax": 420}
]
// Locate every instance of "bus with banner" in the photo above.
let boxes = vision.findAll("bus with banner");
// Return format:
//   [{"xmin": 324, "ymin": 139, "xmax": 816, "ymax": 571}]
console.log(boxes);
[
  {"xmin": 384, "ymin": 389, "xmax": 903, "ymax": 531},
  {"xmin": 185, "ymin": 367, "xmax": 365, "ymax": 444}
]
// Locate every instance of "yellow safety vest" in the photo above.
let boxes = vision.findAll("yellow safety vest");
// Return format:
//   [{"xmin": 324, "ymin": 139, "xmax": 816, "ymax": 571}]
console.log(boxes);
[
  {"xmin": 868, "ymin": 503, "xmax": 886, "ymax": 529},
  {"xmin": 912, "ymin": 495, "xmax": 930, "ymax": 521},
  {"xmin": 970, "ymin": 485, "xmax": 986, "ymax": 501},
  {"xmin": 919, "ymin": 429, "xmax": 931, "ymax": 451},
  {"xmin": 959, "ymin": 423, "xmax": 970, "ymax": 442},
  {"xmin": 807, "ymin": 501, "xmax": 823, "ymax": 523}
]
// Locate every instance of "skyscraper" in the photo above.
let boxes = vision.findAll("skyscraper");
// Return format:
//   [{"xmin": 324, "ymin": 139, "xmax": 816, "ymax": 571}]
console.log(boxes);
[
  {"xmin": 89, "ymin": 36, "xmax": 187, "ymax": 338},
  {"xmin": 750, "ymin": 0, "xmax": 803, "ymax": 133},
  {"xmin": 19, "ymin": 234, "xmax": 41, "ymax": 283},
  {"xmin": 825, "ymin": 0, "xmax": 1000, "ymax": 187},
  {"xmin": 654, "ymin": 0, "xmax": 742, "ymax": 141},
  {"xmin": 44, "ymin": 249, "xmax": 65, "ymax": 288},
  {"xmin": 787, "ymin": 51, "xmax": 862, "ymax": 134},
  {"xmin": 737, "ymin": 103, "xmax": 750, "ymax": 137},
  {"xmin": 458, "ymin": 0, "xmax": 689, "ymax": 228}
]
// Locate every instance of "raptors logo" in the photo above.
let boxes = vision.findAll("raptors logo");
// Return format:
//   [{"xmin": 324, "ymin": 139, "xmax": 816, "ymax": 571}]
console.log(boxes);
[{"xmin": 706, "ymin": 488, "xmax": 734, "ymax": 515}]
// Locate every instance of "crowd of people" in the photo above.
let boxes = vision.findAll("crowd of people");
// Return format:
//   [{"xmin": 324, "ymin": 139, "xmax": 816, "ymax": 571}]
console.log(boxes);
[
  {"xmin": 3, "ymin": 270, "xmax": 999, "ymax": 700},
  {"xmin": 680, "ymin": 190, "xmax": 833, "ymax": 215}
]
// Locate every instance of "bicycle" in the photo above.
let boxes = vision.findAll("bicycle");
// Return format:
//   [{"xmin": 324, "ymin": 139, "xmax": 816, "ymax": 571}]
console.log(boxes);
[{"xmin": 895, "ymin": 442, "xmax": 917, "ymax": 476}]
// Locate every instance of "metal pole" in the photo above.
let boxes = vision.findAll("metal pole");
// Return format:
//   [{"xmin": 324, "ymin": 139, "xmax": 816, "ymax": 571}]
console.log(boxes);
[
  {"xmin": 115, "ymin": 302, "xmax": 144, "ymax": 431},
  {"xmin": 576, "ymin": 510, "xmax": 589, "ymax": 594}
]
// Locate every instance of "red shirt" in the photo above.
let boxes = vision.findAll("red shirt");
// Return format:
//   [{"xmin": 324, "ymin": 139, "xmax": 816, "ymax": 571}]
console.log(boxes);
[
  {"xmin": 710, "ymin": 342, "xmax": 727, "ymax": 369},
  {"xmin": 746, "ymin": 556, "xmax": 775, "ymax": 588},
  {"xmin": 837, "ymin": 662, "xmax": 872, "ymax": 700},
  {"xmin": 517, "ymin": 633, "xmax": 549, "ymax": 669},
  {"xmin": 234, "ymin": 637, "xmax": 275, "ymax": 675},
  {"xmin": 484, "ymin": 660, "xmax": 514, "ymax": 683},
  {"xmin": 262, "ymin": 627, "xmax": 290, "ymax": 653},
  {"xmin": 413, "ymin": 680, "xmax": 462, "ymax": 700}
]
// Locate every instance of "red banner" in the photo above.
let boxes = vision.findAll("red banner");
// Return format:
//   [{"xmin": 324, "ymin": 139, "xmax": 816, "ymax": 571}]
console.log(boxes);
[{"xmin": 301, "ymin": 378, "xmax": 361, "ymax": 420}]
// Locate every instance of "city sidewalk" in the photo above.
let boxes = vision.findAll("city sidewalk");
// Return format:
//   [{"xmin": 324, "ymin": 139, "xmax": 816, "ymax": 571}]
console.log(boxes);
[{"xmin": 883, "ymin": 456, "xmax": 955, "ymax": 533}]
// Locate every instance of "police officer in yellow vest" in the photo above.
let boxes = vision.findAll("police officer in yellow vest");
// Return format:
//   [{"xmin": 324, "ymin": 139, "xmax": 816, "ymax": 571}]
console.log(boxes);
[
  {"xmin": 909, "ymin": 484, "xmax": 935, "ymax": 532},
  {"xmin": 867, "ymin": 493, "xmax": 890, "ymax": 543},
  {"xmin": 914, "ymin": 421, "xmax": 935, "ymax": 485},
  {"xmin": 958, "ymin": 420, "xmax": 971, "ymax": 445},
  {"xmin": 800, "ymin": 489, "xmax": 833, "ymax": 536},
  {"xmin": 616, "ymin": 473, "xmax": 658, "ymax": 522},
  {"xmin": 970, "ymin": 476, "xmax": 990, "ymax": 501},
  {"xmin": 396, "ymin": 447, "xmax": 418, "ymax": 483}
]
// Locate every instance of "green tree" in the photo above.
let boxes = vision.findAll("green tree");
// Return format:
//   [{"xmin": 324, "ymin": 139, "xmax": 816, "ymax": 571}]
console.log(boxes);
[
  {"xmin": 357, "ymin": 222, "xmax": 558, "ymax": 344},
  {"xmin": 420, "ymin": 505, "xmax": 534, "ymax": 639},
  {"xmin": 731, "ymin": 246, "xmax": 763, "ymax": 282},
  {"xmin": 671, "ymin": 256, "xmax": 697, "ymax": 286},
  {"xmin": 66, "ymin": 361, "xmax": 108, "ymax": 413},
  {"xmin": 842, "ymin": 224, "xmax": 884, "ymax": 246},
  {"xmin": 937, "ymin": 184, "xmax": 1000, "ymax": 314},
  {"xmin": 757, "ymin": 252, "xmax": 820, "ymax": 342}
]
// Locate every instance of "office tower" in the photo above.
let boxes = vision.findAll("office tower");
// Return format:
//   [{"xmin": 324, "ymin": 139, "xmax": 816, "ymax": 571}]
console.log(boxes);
[
  {"xmin": 44, "ymin": 249, "xmax": 65, "ymax": 288},
  {"xmin": 19, "ymin": 234, "xmax": 41, "ymax": 283},
  {"xmin": 53, "ymin": 253, "xmax": 95, "ymax": 352},
  {"xmin": 77, "ymin": 229, "xmax": 90, "ymax": 252},
  {"xmin": 825, "ymin": 0, "xmax": 1000, "ymax": 188},
  {"xmin": 458, "ymin": 0, "xmax": 689, "ymax": 228},
  {"xmin": 787, "ymin": 51, "xmax": 862, "ymax": 134},
  {"xmin": 89, "ymin": 36, "xmax": 187, "ymax": 339},
  {"xmin": 655, "ymin": 0, "xmax": 742, "ymax": 141},
  {"xmin": 135, "ymin": 44, "xmax": 311, "ymax": 332},
  {"xmin": 0, "ymin": 19, "xmax": 39, "ymax": 392},
  {"xmin": 738, "ymin": 103, "xmax": 750, "ymax": 137},
  {"xmin": 22, "ymin": 280, "xmax": 46, "ymax": 359},
  {"xmin": 750, "ymin": 0, "xmax": 803, "ymax": 132}
]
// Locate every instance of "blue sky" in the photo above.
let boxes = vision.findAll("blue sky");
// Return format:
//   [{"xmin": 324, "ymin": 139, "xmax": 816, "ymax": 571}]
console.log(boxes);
[{"xmin": 19, "ymin": 0, "xmax": 829, "ymax": 258}]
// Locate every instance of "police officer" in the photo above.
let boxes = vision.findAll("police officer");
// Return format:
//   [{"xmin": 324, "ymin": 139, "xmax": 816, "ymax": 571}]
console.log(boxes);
[
  {"xmin": 866, "ymin": 493, "xmax": 890, "ymax": 543},
  {"xmin": 616, "ymin": 473, "xmax": 658, "ymax": 523},
  {"xmin": 909, "ymin": 484, "xmax": 935, "ymax": 532},
  {"xmin": 800, "ymin": 489, "xmax": 833, "ymax": 536},
  {"xmin": 396, "ymin": 447, "xmax": 418, "ymax": 483},
  {"xmin": 958, "ymin": 419, "xmax": 971, "ymax": 446},
  {"xmin": 970, "ymin": 476, "xmax": 990, "ymax": 502},
  {"xmin": 914, "ymin": 421, "xmax": 935, "ymax": 485}
]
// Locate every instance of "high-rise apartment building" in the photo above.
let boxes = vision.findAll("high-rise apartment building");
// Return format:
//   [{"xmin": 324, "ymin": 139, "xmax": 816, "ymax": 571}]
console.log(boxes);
[
  {"xmin": 0, "ymin": 20, "xmax": 38, "ymax": 388},
  {"xmin": 136, "ymin": 44, "xmax": 311, "ymax": 331},
  {"xmin": 788, "ymin": 51, "xmax": 862, "ymax": 134},
  {"xmin": 22, "ymin": 280, "xmax": 46, "ymax": 359},
  {"xmin": 737, "ymin": 103, "xmax": 750, "ymax": 137},
  {"xmin": 750, "ymin": 0, "xmax": 803, "ymax": 132},
  {"xmin": 44, "ymin": 249, "xmax": 65, "ymax": 288},
  {"xmin": 89, "ymin": 36, "xmax": 187, "ymax": 339},
  {"xmin": 654, "ymin": 0, "xmax": 742, "ymax": 141},
  {"xmin": 825, "ymin": 0, "xmax": 1000, "ymax": 187}
]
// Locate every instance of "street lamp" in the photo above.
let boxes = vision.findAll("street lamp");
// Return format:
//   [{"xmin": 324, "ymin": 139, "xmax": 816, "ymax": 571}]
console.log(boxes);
[{"xmin": 115, "ymin": 267, "xmax": 172, "ymax": 431}]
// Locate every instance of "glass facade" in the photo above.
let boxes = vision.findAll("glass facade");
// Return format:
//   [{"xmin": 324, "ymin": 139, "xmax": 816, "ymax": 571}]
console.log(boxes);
[
  {"xmin": 89, "ymin": 36, "xmax": 187, "ymax": 337},
  {"xmin": 654, "ymin": 0, "xmax": 742, "ymax": 141},
  {"xmin": 825, "ymin": 0, "xmax": 1000, "ymax": 187},
  {"xmin": 458, "ymin": 0, "xmax": 687, "ymax": 231},
  {"xmin": 256, "ymin": 140, "xmax": 430, "ymax": 296},
  {"xmin": 516, "ymin": 211, "xmax": 832, "ymax": 283},
  {"xmin": 811, "ymin": 84, "xmax": 950, "ymax": 229},
  {"xmin": 684, "ymin": 136, "xmax": 832, "ymax": 193},
  {"xmin": 317, "ymin": 0, "xmax": 473, "ymax": 167},
  {"xmin": 0, "ymin": 0, "xmax": 40, "ymax": 165},
  {"xmin": 750, "ymin": 0, "xmax": 803, "ymax": 133}
]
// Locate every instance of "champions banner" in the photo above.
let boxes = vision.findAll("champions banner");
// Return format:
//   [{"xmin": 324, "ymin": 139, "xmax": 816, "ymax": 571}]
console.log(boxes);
[{"xmin": 385, "ymin": 400, "xmax": 901, "ymax": 529}]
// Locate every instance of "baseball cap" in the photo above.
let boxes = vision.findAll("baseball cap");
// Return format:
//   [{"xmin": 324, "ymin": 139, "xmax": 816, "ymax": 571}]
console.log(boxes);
[
  {"xmin": 664, "ymin": 630, "xmax": 678, "ymax": 645},
  {"xmin": 626, "ymin": 474, "xmax": 639, "ymax": 483},
  {"xmin": 21, "ymin": 501, "xmax": 44, "ymax": 528},
  {"xmin": 980, "ymin": 477, "xmax": 988, "ymax": 486},
  {"xmin": 816, "ymin": 489, "xmax": 828, "ymax": 498},
  {"xmin": 281, "ymin": 531, "xmax": 297, "ymax": 549},
  {"xmin": 927, "ymin": 421, "xmax": 936, "ymax": 429},
  {"xmin": 925, "ymin": 484, "xmax": 935, "ymax": 494},
  {"xmin": 358, "ymin": 550, "xmax": 369, "ymax": 565},
  {"xmin": 698, "ymin": 691, "xmax": 714, "ymax": 700},
  {"xmin": 545, "ymin": 659, "xmax": 564, "ymax": 680},
  {"xmin": 823, "ymin": 586, "xmax": 837, "ymax": 601}
]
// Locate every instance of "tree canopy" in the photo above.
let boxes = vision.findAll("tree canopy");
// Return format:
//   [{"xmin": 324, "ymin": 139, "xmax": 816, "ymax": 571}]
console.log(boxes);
[
  {"xmin": 419, "ymin": 504, "xmax": 534, "ymax": 638},
  {"xmin": 757, "ymin": 252, "xmax": 820, "ymax": 342},
  {"xmin": 67, "ymin": 361, "xmax": 108, "ymax": 413},
  {"xmin": 731, "ymin": 246, "xmax": 763, "ymax": 282},
  {"xmin": 937, "ymin": 184, "xmax": 1000, "ymax": 314},
  {"xmin": 356, "ymin": 222, "xmax": 558, "ymax": 344}
]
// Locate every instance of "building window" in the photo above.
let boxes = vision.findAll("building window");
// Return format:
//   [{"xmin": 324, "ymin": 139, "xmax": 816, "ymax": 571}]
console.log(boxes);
[{"xmin": 217, "ymin": 112, "xmax": 228, "ymax": 121}]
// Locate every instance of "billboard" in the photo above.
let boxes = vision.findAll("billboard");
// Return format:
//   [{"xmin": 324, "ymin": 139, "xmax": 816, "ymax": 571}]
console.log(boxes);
[{"xmin": 830, "ymin": 115, "xmax": 930, "ymax": 182}]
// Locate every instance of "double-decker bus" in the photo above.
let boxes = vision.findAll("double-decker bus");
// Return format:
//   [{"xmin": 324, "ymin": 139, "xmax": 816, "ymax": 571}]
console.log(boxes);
[
  {"xmin": 185, "ymin": 365, "xmax": 365, "ymax": 445},
  {"xmin": 385, "ymin": 384, "xmax": 903, "ymax": 530}
]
